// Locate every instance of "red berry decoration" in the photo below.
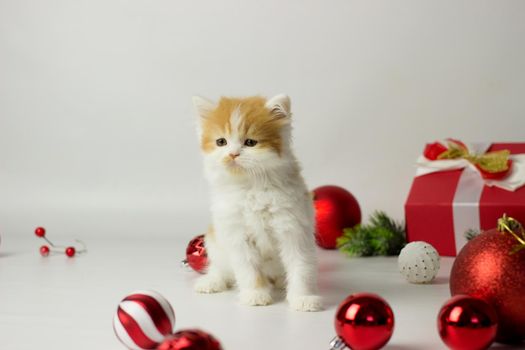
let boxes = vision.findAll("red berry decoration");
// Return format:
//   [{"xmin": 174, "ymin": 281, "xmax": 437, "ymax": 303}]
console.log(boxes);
[
  {"xmin": 450, "ymin": 215, "xmax": 525, "ymax": 343},
  {"xmin": 65, "ymin": 247, "xmax": 76, "ymax": 257},
  {"xmin": 40, "ymin": 245, "xmax": 50, "ymax": 257},
  {"xmin": 35, "ymin": 227, "xmax": 46, "ymax": 237},
  {"xmin": 34, "ymin": 226, "xmax": 86, "ymax": 258},
  {"xmin": 184, "ymin": 235, "xmax": 208, "ymax": 273},
  {"xmin": 157, "ymin": 329, "xmax": 222, "ymax": 350},
  {"xmin": 438, "ymin": 295, "xmax": 498, "ymax": 350},
  {"xmin": 330, "ymin": 293, "xmax": 394, "ymax": 350},
  {"xmin": 313, "ymin": 185, "xmax": 361, "ymax": 249}
]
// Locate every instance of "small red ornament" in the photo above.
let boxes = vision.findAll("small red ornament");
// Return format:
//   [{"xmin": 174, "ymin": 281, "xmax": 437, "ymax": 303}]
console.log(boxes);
[
  {"xmin": 313, "ymin": 185, "xmax": 361, "ymax": 249},
  {"xmin": 65, "ymin": 247, "xmax": 76, "ymax": 257},
  {"xmin": 438, "ymin": 295, "xmax": 498, "ymax": 350},
  {"xmin": 34, "ymin": 226, "xmax": 87, "ymax": 258},
  {"xmin": 450, "ymin": 216, "xmax": 525, "ymax": 343},
  {"xmin": 157, "ymin": 329, "xmax": 222, "ymax": 350},
  {"xmin": 330, "ymin": 293, "xmax": 394, "ymax": 350},
  {"xmin": 183, "ymin": 235, "xmax": 208, "ymax": 273},
  {"xmin": 35, "ymin": 227, "xmax": 46, "ymax": 237},
  {"xmin": 40, "ymin": 245, "xmax": 50, "ymax": 257}
]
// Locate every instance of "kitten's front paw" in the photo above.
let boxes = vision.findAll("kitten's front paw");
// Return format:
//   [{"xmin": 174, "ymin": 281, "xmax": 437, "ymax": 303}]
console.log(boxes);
[
  {"xmin": 194, "ymin": 276, "xmax": 229, "ymax": 294},
  {"xmin": 288, "ymin": 295, "xmax": 323, "ymax": 312},
  {"xmin": 239, "ymin": 289, "xmax": 273, "ymax": 306}
]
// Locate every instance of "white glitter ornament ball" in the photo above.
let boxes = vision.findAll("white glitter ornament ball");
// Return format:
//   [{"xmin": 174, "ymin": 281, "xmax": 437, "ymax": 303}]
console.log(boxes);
[{"xmin": 398, "ymin": 241, "xmax": 440, "ymax": 284}]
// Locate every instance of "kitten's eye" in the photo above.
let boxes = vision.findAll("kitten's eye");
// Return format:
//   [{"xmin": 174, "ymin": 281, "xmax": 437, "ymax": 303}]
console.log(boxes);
[
  {"xmin": 244, "ymin": 139, "xmax": 258, "ymax": 147},
  {"xmin": 216, "ymin": 138, "xmax": 227, "ymax": 147}
]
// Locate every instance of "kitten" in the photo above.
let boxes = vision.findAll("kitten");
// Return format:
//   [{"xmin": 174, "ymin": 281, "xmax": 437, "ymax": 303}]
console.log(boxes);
[{"xmin": 192, "ymin": 94, "xmax": 322, "ymax": 312}]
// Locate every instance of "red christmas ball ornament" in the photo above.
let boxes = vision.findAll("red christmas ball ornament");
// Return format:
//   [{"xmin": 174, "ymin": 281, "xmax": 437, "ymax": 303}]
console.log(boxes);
[
  {"xmin": 438, "ymin": 295, "xmax": 498, "ymax": 350},
  {"xmin": 157, "ymin": 329, "xmax": 222, "ymax": 350},
  {"xmin": 40, "ymin": 245, "xmax": 50, "ymax": 257},
  {"xmin": 65, "ymin": 247, "xmax": 76, "ymax": 257},
  {"xmin": 330, "ymin": 293, "xmax": 394, "ymax": 350},
  {"xmin": 313, "ymin": 185, "xmax": 361, "ymax": 249},
  {"xmin": 184, "ymin": 235, "xmax": 208, "ymax": 273},
  {"xmin": 450, "ymin": 215, "xmax": 525, "ymax": 343},
  {"xmin": 35, "ymin": 227, "xmax": 46, "ymax": 237},
  {"xmin": 113, "ymin": 290, "xmax": 176, "ymax": 350}
]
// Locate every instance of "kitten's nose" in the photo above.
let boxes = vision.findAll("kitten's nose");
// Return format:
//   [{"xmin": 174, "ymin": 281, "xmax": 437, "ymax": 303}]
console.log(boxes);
[{"xmin": 229, "ymin": 153, "xmax": 240, "ymax": 159}]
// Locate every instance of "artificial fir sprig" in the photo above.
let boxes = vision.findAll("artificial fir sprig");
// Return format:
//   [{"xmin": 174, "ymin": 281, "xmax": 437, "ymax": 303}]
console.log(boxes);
[
  {"xmin": 464, "ymin": 228, "xmax": 481, "ymax": 241},
  {"xmin": 336, "ymin": 211, "xmax": 406, "ymax": 257}
]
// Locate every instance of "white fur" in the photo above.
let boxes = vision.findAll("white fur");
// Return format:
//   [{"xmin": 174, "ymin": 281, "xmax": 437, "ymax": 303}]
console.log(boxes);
[
  {"xmin": 265, "ymin": 94, "xmax": 291, "ymax": 117},
  {"xmin": 192, "ymin": 95, "xmax": 216, "ymax": 117},
  {"xmin": 192, "ymin": 96, "xmax": 216, "ymax": 141},
  {"xmin": 192, "ymin": 95, "xmax": 322, "ymax": 312}
]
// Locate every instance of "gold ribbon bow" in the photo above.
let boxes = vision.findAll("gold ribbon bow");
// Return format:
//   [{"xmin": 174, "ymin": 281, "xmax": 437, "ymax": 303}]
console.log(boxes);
[
  {"xmin": 497, "ymin": 214, "xmax": 525, "ymax": 254},
  {"xmin": 438, "ymin": 140, "xmax": 511, "ymax": 174}
]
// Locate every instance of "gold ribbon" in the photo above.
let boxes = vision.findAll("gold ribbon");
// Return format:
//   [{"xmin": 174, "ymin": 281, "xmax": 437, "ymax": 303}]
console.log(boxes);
[
  {"xmin": 438, "ymin": 141, "xmax": 510, "ymax": 174},
  {"xmin": 497, "ymin": 214, "xmax": 525, "ymax": 254}
]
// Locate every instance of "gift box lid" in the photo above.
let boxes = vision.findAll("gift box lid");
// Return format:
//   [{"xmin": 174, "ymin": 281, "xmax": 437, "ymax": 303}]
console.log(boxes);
[{"xmin": 407, "ymin": 143, "xmax": 525, "ymax": 206}]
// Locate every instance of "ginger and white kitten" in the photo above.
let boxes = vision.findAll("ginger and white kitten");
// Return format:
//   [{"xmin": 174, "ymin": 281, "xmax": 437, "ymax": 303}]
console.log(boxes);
[{"xmin": 192, "ymin": 94, "xmax": 322, "ymax": 312}]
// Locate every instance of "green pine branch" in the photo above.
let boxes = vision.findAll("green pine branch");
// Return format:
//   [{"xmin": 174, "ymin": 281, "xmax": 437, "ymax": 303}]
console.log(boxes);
[
  {"xmin": 336, "ymin": 211, "xmax": 406, "ymax": 257},
  {"xmin": 464, "ymin": 228, "xmax": 481, "ymax": 241}
]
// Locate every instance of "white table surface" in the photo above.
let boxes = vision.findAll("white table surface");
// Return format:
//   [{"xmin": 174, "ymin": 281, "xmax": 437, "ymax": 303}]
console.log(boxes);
[{"xmin": 0, "ymin": 234, "xmax": 522, "ymax": 350}]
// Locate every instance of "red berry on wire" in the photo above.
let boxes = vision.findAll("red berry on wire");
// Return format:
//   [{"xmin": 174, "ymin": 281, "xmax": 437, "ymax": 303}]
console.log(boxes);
[
  {"xmin": 35, "ymin": 227, "xmax": 46, "ymax": 237},
  {"xmin": 40, "ymin": 245, "xmax": 50, "ymax": 257},
  {"xmin": 65, "ymin": 247, "xmax": 76, "ymax": 257}
]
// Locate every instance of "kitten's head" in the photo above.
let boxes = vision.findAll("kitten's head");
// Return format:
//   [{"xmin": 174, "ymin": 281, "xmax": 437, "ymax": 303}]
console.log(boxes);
[{"xmin": 192, "ymin": 95, "xmax": 292, "ymax": 176}]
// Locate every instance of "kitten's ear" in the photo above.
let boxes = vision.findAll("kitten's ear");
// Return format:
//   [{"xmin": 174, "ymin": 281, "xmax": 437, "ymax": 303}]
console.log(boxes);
[
  {"xmin": 192, "ymin": 96, "xmax": 217, "ymax": 118},
  {"xmin": 265, "ymin": 94, "xmax": 291, "ymax": 119}
]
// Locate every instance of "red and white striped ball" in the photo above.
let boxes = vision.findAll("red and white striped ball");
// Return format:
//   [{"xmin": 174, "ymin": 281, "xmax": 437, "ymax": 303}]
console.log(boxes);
[{"xmin": 113, "ymin": 290, "xmax": 176, "ymax": 350}]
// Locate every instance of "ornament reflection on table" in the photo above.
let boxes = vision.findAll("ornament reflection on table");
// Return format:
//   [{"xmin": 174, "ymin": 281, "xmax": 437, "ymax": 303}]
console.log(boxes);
[
  {"xmin": 181, "ymin": 234, "xmax": 208, "ymax": 273},
  {"xmin": 330, "ymin": 293, "xmax": 394, "ymax": 350},
  {"xmin": 450, "ymin": 215, "xmax": 525, "ymax": 343},
  {"xmin": 157, "ymin": 329, "xmax": 222, "ymax": 350},
  {"xmin": 438, "ymin": 295, "xmax": 498, "ymax": 350},
  {"xmin": 313, "ymin": 185, "xmax": 361, "ymax": 249}
]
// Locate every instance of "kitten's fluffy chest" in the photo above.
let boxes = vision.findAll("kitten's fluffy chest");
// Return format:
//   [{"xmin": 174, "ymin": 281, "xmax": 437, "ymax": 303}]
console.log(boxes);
[
  {"xmin": 211, "ymin": 174, "xmax": 304, "ymax": 236},
  {"xmin": 241, "ymin": 185, "xmax": 283, "ymax": 255},
  {"xmin": 223, "ymin": 183, "xmax": 284, "ymax": 226},
  {"xmin": 244, "ymin": 185, "xmax": 278, "ymax": 212},
  {"xmin": 216, "ymin": 172, "xmax": 301, "ymax": 213}
]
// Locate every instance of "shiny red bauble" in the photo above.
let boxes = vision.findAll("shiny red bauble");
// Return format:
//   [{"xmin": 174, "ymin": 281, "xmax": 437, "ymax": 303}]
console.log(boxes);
[
  {"xmin": 65, "ymin": 247, "xmax": 76, "ymax": 257},
  {"xmin": 334, "ymin": 293, "xmax": 394, "ymax": 350},
  {"xmin": 186, "ymin": 235, "xmax": 208, "ymax": 273},
  {"xmin": 450, "ymin": 228, "xmax": 525, "ymax": 343},
  {"xmin": 157, "ymin": 329, "xmax": 222, "ymax": 350},
  {"xmin": 40, "ymin": 245, "xmax": 50, "ymax": 257},
  {"xmin": 35, "ymin": 227, "xmax": 46, "ymax": 237},
  {"xmin": 438, "ymin": 295, "xmax": 498, "ymax": 350},
  {"xmin": 313, "ymin": 185, "xmax": 361, "ymax": 249}
]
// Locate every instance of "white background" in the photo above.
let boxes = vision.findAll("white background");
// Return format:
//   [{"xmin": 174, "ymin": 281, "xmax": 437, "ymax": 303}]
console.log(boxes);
[
  {"xmin": 2, "ymin": 0, "xmax": 525, "ymax": 236},
  {"xmin": 1, "ymin": 1, "xmax": 525, "ymax": 349}
]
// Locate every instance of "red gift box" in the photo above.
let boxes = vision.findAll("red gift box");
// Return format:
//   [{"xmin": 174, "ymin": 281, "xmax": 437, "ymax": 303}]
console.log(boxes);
[{"xmin": 405, "ymin": 143, "xmax": 525, "ymax": 256}]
